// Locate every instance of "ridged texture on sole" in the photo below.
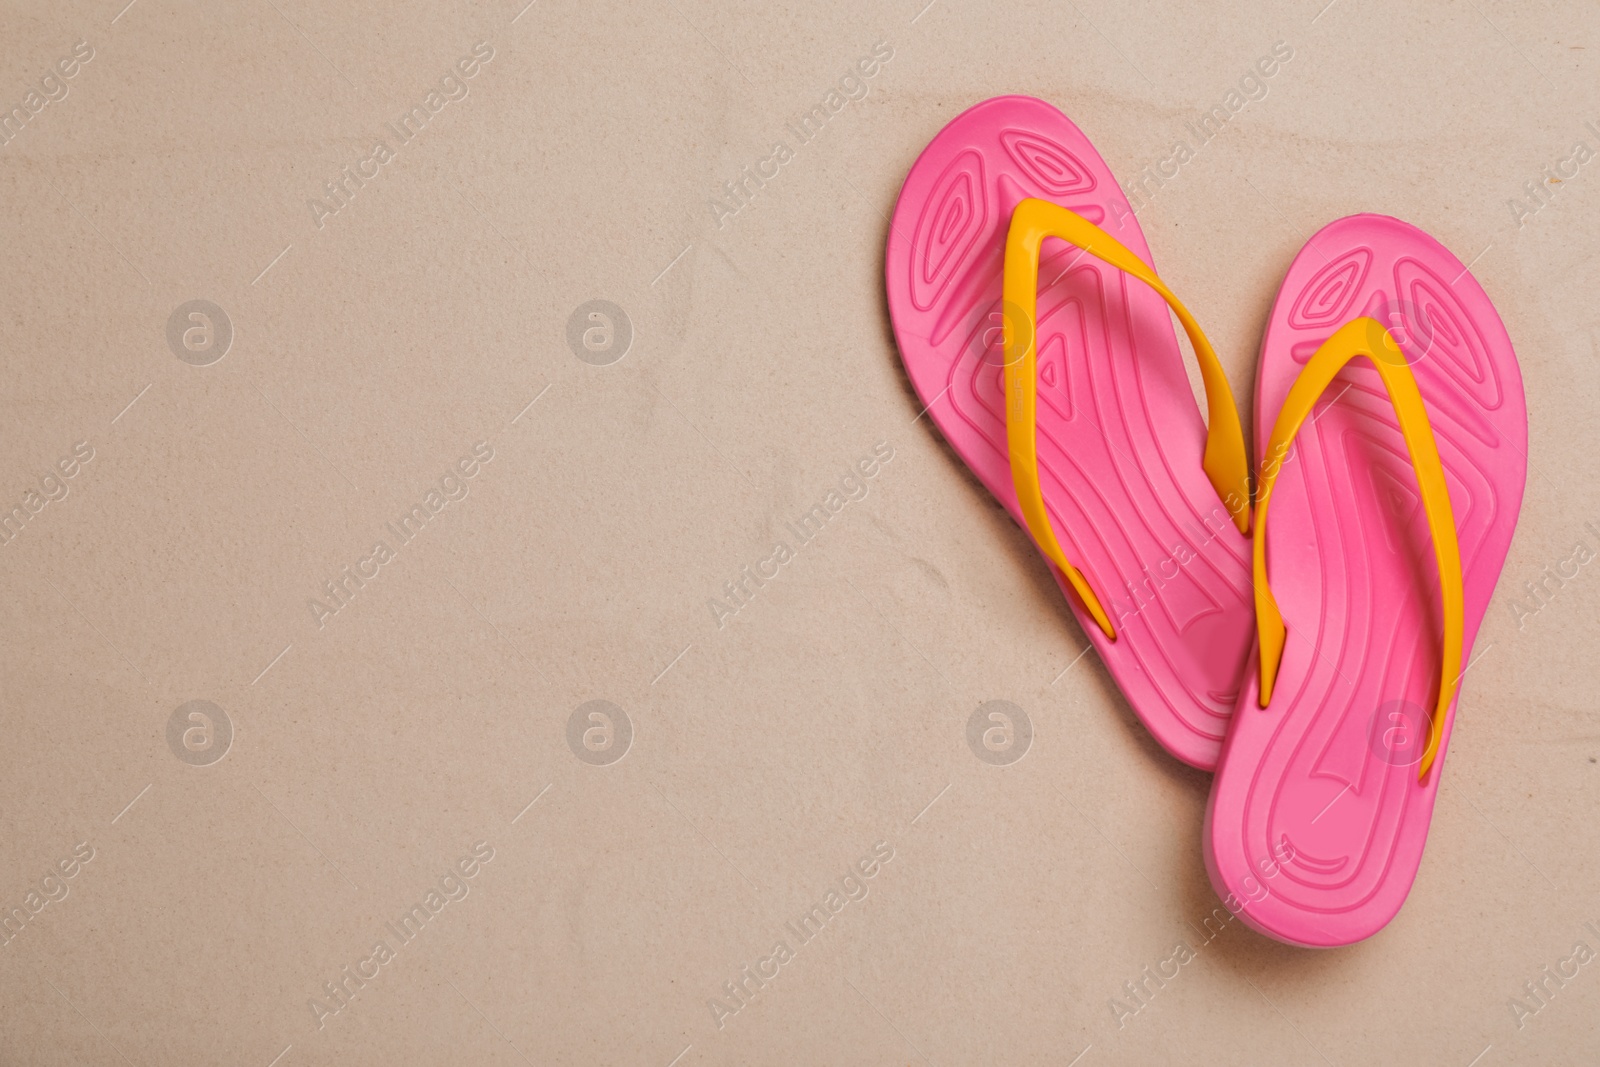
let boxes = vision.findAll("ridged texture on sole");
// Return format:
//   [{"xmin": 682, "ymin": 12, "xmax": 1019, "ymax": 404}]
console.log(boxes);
[
  {"xmin": 886, "ymin": 96, "xmax": 1254, "ymax": 769},
  {"xmin": 1205, "ymin": 214, "xmax": 1527, "ymax": 946}
]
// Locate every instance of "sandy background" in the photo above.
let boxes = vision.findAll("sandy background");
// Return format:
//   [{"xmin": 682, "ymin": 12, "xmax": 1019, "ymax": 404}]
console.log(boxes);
[{"xmin": 1, "ymin": 0, "xmax": 1598, "ymax": 1064}]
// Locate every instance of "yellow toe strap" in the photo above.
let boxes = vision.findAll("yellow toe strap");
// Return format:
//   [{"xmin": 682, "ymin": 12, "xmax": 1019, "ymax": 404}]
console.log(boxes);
[
  {"xmin": 1000, "ymin": 198, "xmax": 1252, "ymax": 641},
  {"xmin": 1253, "ymin": 318, "xmax": 1464, "ymax": 781}
]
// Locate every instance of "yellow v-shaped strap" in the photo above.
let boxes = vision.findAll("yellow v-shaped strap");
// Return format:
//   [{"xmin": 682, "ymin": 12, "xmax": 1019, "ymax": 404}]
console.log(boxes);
[
  {"xmin": 1000, "ymin": 198, "xmax": 1252, "ymax": 641},
  {"xmin": 1253, "ymin": 317, "xmax": 1464, "ymax": 781}
]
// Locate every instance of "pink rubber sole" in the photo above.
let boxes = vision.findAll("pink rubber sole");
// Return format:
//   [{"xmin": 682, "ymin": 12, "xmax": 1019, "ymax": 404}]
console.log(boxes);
[
  {"xmin": 885, "ymin": 96, "xmax": 1253, "ymax": 770},
  {"xmin": 1204, "ymin": 214, "xmax": 1528, "ymax": 946}
]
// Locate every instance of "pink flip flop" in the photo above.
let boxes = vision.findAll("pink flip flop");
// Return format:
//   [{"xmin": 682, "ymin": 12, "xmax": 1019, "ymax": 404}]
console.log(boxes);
[
  {"xmin": 885, "ymin": 96, "xmax": 1255, "ymax": 769},
  {"xmin": 1204, "ymin": 214, "xmax": 1527, "ymax": 946}
]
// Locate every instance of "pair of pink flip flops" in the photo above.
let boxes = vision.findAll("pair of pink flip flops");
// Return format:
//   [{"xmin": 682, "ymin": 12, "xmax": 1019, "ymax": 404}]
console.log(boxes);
[{"xmin": 885, "ymin": 96, "xmax": 1526, "ymax": 947}]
